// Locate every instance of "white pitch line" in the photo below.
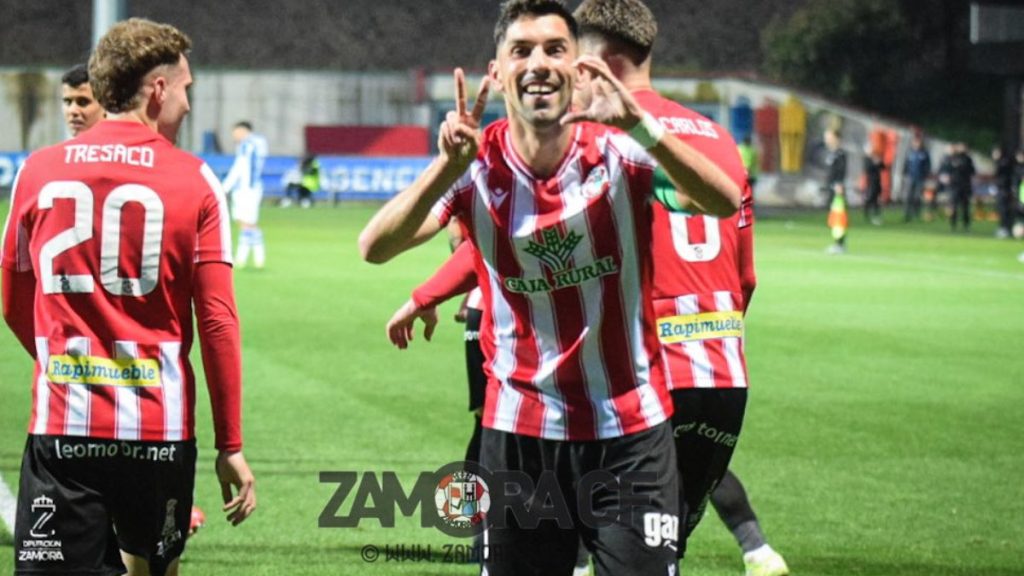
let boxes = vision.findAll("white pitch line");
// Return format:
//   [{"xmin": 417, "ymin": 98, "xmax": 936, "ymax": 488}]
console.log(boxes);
[{"xmin": 0, "ymin": 471, "xmax": 16, "ymax": 534}]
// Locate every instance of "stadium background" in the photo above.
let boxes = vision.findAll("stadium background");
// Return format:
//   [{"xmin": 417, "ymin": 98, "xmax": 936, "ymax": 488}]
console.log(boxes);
[{"xmin": 1, "ymin": 1, "xmax": 1023, "ymax": 575}]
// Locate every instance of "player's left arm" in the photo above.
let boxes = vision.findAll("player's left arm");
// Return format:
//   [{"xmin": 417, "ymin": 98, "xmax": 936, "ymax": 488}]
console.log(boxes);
[
  {"xmin": 738, "ymin": 225, "xmax": 756, "ymax": 313},
  {"xmin": 193, "ymin": 261, "xmax": 256, "ymax": 525},
  {"xmin": 387, "ymin": 241, "xmax": 478, "ymax": 349},
  {"xmin": 563, "ymin": 56, "xmax": 740, "ymax": 217},
  {"xmin": 1, "ymin": 268, "xmax": 36, "ymax": 358}
]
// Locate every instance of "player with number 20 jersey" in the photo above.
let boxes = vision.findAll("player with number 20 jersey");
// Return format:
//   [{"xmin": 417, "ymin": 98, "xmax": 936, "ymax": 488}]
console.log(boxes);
[{"xmin": 3, "ymin": 121, "xmax": 234, "ymax": 445}]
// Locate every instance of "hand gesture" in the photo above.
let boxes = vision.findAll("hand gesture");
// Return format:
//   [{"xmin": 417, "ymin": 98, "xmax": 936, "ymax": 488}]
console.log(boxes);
[
  {"xmin": 562, "ymin": 55, "xmax": 643, "ymax": 131},
  {"xmin": 438, "ymin": 68, "xmax": 490, "ymax": 170},
  {"xmin": 216, "ymin": 451, "xmax": 256, "ymax": 526},
  {"xmin": 386, "ymin": 298, "xmax": 439, "ymax": 349}
]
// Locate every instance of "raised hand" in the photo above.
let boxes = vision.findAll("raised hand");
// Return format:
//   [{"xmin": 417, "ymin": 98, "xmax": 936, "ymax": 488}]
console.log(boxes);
[
  {"xmin": 438, "ymin": 68, "xmax": 491, "ymax": 170},
  {"xmin": 561, "ymin": 55, "xmax": 644, "ymax": 130},
  {"xmin": 386, "ymin": 298, "xmax": 439, "ymax": 349}
]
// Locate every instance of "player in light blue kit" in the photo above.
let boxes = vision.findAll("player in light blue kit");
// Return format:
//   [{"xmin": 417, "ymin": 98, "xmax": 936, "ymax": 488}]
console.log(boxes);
[{"xmin": 222, "ymin": 120, "xmax": 269, "ymax": 268}]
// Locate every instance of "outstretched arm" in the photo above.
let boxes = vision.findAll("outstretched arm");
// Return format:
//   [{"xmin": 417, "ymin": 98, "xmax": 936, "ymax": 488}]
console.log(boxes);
[
  {"xmin": 386, "ymin": 241, "xmax": 478, "ymax": 349},
  {"xmin": 563, "ymin": 56, "xmax": 740, "ymax": 216},
  {"xmin": 359, "ymin": 69, "xmax": 491, "ymax": 263}
]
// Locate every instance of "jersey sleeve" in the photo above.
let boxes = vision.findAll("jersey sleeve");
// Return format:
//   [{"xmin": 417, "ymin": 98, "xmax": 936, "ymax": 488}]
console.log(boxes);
[
  {"xmin": 193, "ymin": 261, "xmax": 243, "ymax": 451},
  {"xmin": 196, "ymin": 164, "xmax": 234, "ymax": 265},
  {"xmin": 430, "ymin": 170, "xmax": 474, "ymax": 227},
  {"xmin": 737, "ymin": 184, "xmax": 754, "ymax": 229},
  {"xmin": 411, "ymin": 240, "xmax": 478, "ymax": 309},
  {"xmin": 1, "ymin": 163, "xmax": 33, "ymax": 272}
]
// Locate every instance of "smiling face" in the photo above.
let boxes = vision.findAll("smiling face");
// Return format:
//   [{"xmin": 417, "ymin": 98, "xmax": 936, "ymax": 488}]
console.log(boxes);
[{"xmin": 490, "ymin": 13, "xmax": 576, "ymax": 129}]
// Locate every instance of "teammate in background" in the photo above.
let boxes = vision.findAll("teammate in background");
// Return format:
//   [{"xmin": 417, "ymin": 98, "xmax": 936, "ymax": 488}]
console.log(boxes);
[
  {"xmin": 222, "ymin": 120, "xmax": 269, "ymax": 268},
  {"xmin": 575, "ymin": 2, "xmax": 785, "ymax": 573},
  {"xmin": 901, "ymin": 132, "xmax": 931, "ymax": 223},
  {"xmin": 711, "ymin": 471, "xmax": 789, "ymax": 576},
  {"xmin": 2, "ymin": 18, "xmax": 255, "ymax": 576},
  {"xmin": 823, "ymin": 129, "xmax": 848, "ymax": 253},
  {"xmin": 361, "ymin": 0, "xmax": 741, "ymax": 571},
  {"xmin": 61, "ymin": 63, "xmax": 105, "ymax": 138}
]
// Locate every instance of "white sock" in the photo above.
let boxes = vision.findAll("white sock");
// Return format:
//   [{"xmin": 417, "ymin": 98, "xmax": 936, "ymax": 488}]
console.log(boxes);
[{"xmin": 743, "ymin": 544, "xmax": 775, "ymax": 563}]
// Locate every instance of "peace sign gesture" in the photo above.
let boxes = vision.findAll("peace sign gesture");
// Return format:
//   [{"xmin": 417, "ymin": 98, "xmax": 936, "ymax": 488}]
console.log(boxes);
[
  {"xmin": 439, "ymin": 68, "xmax": 491, "ymax": 170},
  {"xmin": 561, "ymin": 55, "xmax": 643, "ymax": 130}
]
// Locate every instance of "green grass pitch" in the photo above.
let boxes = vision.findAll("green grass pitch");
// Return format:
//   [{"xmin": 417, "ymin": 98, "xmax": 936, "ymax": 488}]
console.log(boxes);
[{"xmin": 1, "ymin": 201, "xmax": 1022, "ymax": 575}]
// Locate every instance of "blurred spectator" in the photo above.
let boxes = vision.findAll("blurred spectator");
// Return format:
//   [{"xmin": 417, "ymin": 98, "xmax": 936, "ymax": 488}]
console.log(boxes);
[
  {"xmin": 823, "ymin": 129, "xmax": 848, "ymax": 253},
  {"xmin": 932, "ymin": 143, "xmax": 956, "ymax": 222},
  {"xmin": 1013, "ymin": 149, "xmax": 1024, "ymax": 239},
  {"xmin": 901, "ymin": 133, "xmax": 931, "ymax": 222},
  {"xmin": 947, "ymin": 142, "xmax": 976, "ymax": 232},
  {"xmin": 992, "ymin": 146, "xmax": 1014, "ymax": 238},
  {"xmin": 281, "ymin": 154, "xmax": 320, "ymax": 208},
  {"xmin": 862, "ymin": 143, "xmax": 885, "ymax": 225},
  {"xmin": 738, "ymin": 135, "xmax": 759, "ymax": 189}
]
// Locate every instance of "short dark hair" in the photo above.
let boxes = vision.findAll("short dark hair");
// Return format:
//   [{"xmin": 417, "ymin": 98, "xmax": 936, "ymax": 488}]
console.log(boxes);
[
  {"xmin": 574, "ymin": 0, "xmax": 657, "ymax": 63},
  {"xmin": 234, "ymin": 121, "xmax": 253, "ymax": 131},
  {"xmin": 494, "ymin": 0, "xmax": 577, "ymax": 47},
  {"xmin": 89, "ymin": 18, "xmax": 192, "ymax": 113},
  {"xmin": 61, "ymin": 64, "xmax": 90, "ymax": 88}
]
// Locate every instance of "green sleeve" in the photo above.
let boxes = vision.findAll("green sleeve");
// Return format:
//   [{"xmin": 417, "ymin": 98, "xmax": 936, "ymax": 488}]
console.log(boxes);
[{"xmin": 652, "ymin": 166, "xmax": 686, "ymax": 212}]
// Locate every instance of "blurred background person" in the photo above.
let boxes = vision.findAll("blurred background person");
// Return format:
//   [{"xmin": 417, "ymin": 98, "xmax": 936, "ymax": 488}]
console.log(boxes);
[
  {"xmin": 992, "ymin": 146, "xmax": 1014, "ymax": 238},
  {"xmin": 823, "ymin": 129, "xmax": 848, "ymax": 253},
  {"xmin": 947, "ymin": 142, "xmax": 975, "ymax": 232},
  {"xmin": 222, "ymin": 120, "xmax": 269, "ymax": 268},
  {"xmin": 61, "ymin": 63, "xmax": 105, "ymax": 138},
  {"xmin": 931, "ymin": 143, "xmax": 956, "ymax": 223},
  {"xmin": 739, "ymin": 135, "xmax": 759, "ymax": 191},
  {"xmin": 901, "ymin": 132, "xmax": 931, "ymax": 223},
  {"xmin": 862, "ymin": 142, "xmax": 885, "ymax": 225},
  {"xmin": 281, "ymin": 154, "xmax": 320, "ymax": 208}
]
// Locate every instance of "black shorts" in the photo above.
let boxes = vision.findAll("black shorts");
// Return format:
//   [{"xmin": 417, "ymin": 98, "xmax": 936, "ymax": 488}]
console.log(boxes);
[
  {"xmin": 670, "ymin": 388, "xmax": 747, "ymax": 555},
  {"xmin": 480, "ymin": 422, "xmax": 679, "ymax": 576},
  {"xmin": 14, "ymin": 435, "xmax": 197, "ymax": 576},
  {"xmin": 464, "ymin": 307, "xmax": 486, "ymax": 412}
]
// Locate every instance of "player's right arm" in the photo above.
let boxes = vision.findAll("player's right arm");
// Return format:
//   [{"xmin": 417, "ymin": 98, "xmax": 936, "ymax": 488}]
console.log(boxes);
[
  {"xmin": 1, "ymin": 268, "xmax": 36, "ymax": 358},
  {"xmin": 359, "ymin": 69, "xmax": 489, "ymax": 263}
]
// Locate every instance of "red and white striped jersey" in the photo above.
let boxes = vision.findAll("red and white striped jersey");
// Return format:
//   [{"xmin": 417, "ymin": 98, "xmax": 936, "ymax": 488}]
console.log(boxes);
[
  {"xmin": 635, "ymin": 91, "xmax": 755, "ymax": 390},
  {"xmin": 1, "ymin": 121, "xmax": 233, "ymax": 441},
  {"xmin": 433, "ymin": 119, "xmax": 673, "ymax": 441}
]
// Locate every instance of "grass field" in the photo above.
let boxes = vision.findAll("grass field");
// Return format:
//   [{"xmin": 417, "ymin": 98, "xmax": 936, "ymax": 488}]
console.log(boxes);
[{"xmin": 1, "ymin": 201, "xmax": 1022, "ymax": 575}]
